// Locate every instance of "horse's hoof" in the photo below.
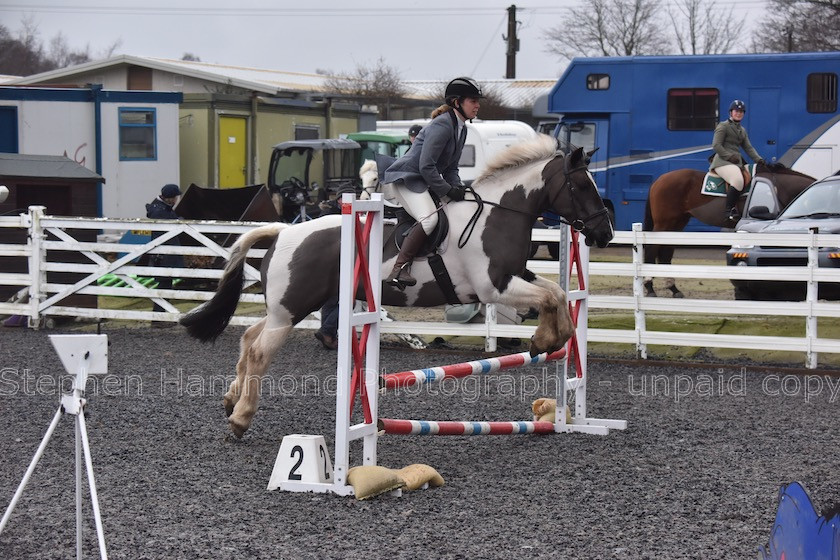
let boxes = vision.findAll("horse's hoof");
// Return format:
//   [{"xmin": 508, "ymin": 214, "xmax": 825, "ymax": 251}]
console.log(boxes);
[
  {"xmin": 528, "ymin": 337, "xmax": 552, "ymax": 358},
  {"xmin": 229, "ymin": 420, "xmax": 248, "ymax": 439}
]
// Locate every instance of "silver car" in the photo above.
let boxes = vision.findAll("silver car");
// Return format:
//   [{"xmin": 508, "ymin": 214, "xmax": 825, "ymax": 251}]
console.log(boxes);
[{"xmin": 726, "ymin": 174, "xmax": 840, "ymax": 300}]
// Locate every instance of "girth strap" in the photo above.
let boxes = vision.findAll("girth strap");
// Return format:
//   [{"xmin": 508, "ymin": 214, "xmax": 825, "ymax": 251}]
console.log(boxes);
[{"xmin": 427, "ymin": 254, "xmax": 461, "ymax": 305}]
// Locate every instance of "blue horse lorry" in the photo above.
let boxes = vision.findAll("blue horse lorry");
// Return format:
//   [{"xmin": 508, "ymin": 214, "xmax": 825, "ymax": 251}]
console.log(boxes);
[{"xmin": 544, "ymin": 52, "xmax": 840, "ymax": 231}]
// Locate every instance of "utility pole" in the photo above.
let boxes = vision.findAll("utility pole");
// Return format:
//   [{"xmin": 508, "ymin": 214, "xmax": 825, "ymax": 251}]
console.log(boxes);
[{"xmin": 504, "ymin": 4, "xmax": 519, "ymax": 79}]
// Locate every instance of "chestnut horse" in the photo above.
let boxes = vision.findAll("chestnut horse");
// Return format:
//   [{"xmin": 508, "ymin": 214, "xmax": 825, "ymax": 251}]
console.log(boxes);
[
  {"xmin": 180, "ymin": 136, "xmax": 613, "ymax": 437},
  {"xmin": 643, "ymin": 163, "xmax": 815, "ymax": 297}
]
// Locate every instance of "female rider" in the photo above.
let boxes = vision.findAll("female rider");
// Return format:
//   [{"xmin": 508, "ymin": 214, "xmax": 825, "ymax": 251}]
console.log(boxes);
[
  {"xmin": 710, "ymin": 99, "xmax": 766, "ymax": 221},
  {"xmin": 383, "ymin": 76, "xmax": 483, "ymax": 287}
]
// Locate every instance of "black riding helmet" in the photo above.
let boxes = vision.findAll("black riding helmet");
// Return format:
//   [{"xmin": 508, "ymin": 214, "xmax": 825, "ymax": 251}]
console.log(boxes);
[
  {"xmin": 408, "ymin": 124, "xmax": 423, "ymax": 137},
  {"xmin": 445, "ymin": 77, "xmax": 483, "ymax": 120},
  {"xmin": 729, "ymin": 99, "xmax": 746, "ymax": 113},
  {"xmin": 445, "ymin": 77, "xmax": 484, "ymax": 102}
]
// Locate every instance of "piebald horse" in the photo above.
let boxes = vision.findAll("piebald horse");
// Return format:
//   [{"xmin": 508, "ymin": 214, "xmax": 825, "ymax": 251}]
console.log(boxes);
[
  {"xmin": 643, "ymin": 163, "xmax": 815, "ymax": 297},
  {"xmin": 180, "ymin": 135, "xmax": 613, "ymax": 437}
]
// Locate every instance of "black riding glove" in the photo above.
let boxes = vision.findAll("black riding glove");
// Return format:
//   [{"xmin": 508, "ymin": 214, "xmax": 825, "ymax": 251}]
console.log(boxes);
[
  {"xmin": 756, "ymin": 158, "xmax": 766, "ymax": 166},
  {"xmin": 447, "ymin": 185, "xmax": 466, "ymax": 201}
]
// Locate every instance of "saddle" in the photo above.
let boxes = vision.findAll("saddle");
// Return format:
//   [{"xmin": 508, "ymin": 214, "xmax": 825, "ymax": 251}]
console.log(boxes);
[
  {"xmin": 391, "ymin": 193, "xmax": 450, "ymax": 257},
  {"xmin": 701, "ymin": 164, "xmax": 756, "ymax": 196},
  {"xmin": 389, "ymin": 194, "xmax": 460, "ymax": 304}
]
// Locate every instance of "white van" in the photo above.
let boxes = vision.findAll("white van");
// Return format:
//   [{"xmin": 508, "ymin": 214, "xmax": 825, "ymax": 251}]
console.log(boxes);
[{"xmin": 376, "ymin": 119, "xmax": 538, "ymax": 185}]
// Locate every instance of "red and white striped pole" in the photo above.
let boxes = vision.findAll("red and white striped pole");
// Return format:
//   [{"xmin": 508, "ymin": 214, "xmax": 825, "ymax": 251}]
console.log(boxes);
[
  {"xmin": 378, "ymin": 418, "xmax": 557, "ymax": 436},
  {"xmin": 382, "ymin": 349, "xmax": 566, "ymax": 390}
]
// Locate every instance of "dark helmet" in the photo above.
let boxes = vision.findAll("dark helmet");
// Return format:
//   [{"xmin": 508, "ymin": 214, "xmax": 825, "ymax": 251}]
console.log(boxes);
[
  {"xmin": 445, "ymin": 77, "xmax": 484, "ymax": 102},
  {"xmin": 408, "ymin": 124, "xmax": 423, "ymax": 137},
  {"xmin": 729, "ymin": 99, "xmax": 746, "ymax": 113}
]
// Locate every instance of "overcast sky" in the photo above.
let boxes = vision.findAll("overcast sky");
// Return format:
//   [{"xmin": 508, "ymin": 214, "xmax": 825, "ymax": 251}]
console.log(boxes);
[{"xmin": 2, "ymin": 0, "xmax": 765, "ymax": 81}]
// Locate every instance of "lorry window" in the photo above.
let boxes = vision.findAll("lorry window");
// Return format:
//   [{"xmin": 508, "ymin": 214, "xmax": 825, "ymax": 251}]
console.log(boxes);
[
  {"xmin": 586, "ymin": 74, "xmax": 610, "ymax": 90},
  {"xmin": 667, "ymin": 88, "xmax": 718, "ymax": 131},
  {"xmin": 558, "ymin": 122, "xmax": 596, "ymax": 153},
  {"xmin": 807, "ymin": 73, "xmax": 838, "ymax": 113},
  {"xmin": 459, "ymin": 144, "xmax": 476, "ymax": 167}
]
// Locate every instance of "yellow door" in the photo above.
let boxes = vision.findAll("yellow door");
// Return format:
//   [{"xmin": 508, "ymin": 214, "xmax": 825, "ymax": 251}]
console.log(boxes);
[{"xmin": 219, "ymin": 116, "xmax": 247, "ymax": 188}]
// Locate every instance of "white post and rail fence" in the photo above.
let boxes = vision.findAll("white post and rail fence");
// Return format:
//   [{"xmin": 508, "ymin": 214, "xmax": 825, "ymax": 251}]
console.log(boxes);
[{"xmin": 1, "ymin": 206, "xmax": 839, "ymax": 368}]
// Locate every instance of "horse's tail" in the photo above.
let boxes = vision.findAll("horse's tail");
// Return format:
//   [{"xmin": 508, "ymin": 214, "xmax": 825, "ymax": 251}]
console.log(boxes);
[{"xmin": 180, "ymin": 222, "xmax": 288, "ymax": 342}]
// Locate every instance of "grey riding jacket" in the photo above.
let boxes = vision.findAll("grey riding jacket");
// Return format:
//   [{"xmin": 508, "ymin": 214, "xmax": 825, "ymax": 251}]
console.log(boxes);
[{"xmin": 384, "ymin": 109, "xmax": 466, "ymax": 197}]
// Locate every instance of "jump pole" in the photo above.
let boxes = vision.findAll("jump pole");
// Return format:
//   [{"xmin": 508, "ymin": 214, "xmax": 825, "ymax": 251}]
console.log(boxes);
[
  {"xmin": 382, "ymin": 349, "xmax": 566, "ymax": 390},
  {"xmin": 377, "ymin": 226, "xmax": 627, "ymax": 436}
]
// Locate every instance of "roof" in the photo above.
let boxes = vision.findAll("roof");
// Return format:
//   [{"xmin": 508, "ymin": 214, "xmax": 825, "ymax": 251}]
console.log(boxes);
[
  {"xmin": 7, "ymin": 54, "xmax": 331, "ymax": 96},
  {"xmin": 8, "ymin": 54, "xmax": 556, "ymax": 108},
  {"xmin": 272, "ymin": 139, "xmax": 361, "ymax": 152},
  {"xmin": 404, "ymin": 79, "xmax": 555, "ymax": 109},
  {"xmin": 346, "ymin": 130, "xmax": 410, "ymax": 144},
  {"xmin": 0, "ymin": 153, "xmax": 104, "ymax": 182}
]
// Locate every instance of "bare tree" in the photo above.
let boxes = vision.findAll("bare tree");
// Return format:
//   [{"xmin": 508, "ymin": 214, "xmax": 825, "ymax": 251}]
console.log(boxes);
[
  {"xmin": 48, "ymin": 32, "xmax": 91, "ymax": 68},
  {"xmin": 182, "ymin": 53, "xmax": 202, "ymax": 62},
  {"xmin": 0, "ymin": 17, "xmax": 49, "ymax": 75},
  {"xmin": 669, "ymin": 0, "xmax": 745, "ymax": 54},
  {"xmin": 544, "ymin": 0, "xmax": 671, "ymax": 60},
  {"xmin": 322, "ymin": 57, "xmax": 406, "ymax": 99},
  {"xmin": 0, "ymin": 17, "xmax": 103, "ymax": 76},
  {"xmin": 321, "ymin": 58, "xmax": 410, "ymax": 119},
  {"xmin": 751, "ymin": 0, "xmax": 840, "ymax": 52}
]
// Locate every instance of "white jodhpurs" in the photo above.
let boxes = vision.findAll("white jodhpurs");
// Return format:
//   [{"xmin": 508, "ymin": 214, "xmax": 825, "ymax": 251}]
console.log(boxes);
[
  {"xmin": 392, "ymin": 187, "xmax": 439, "ymax": 235},
  {"xmin": 714, "ymin": 164, "xmax": 745, "ymax": 191}
]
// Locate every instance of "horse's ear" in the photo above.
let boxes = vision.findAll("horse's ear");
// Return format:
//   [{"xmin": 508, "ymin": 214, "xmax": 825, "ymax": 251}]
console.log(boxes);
[
  {"xmin": 565, "ymin": 146, "xmax": 585, "ymax": 173},
  {"xmin": 585, "ymin": 147, "xmax": 599, "ymax": 165}
]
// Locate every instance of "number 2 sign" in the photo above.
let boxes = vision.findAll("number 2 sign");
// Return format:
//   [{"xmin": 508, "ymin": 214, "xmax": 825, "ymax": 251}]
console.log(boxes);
[{"xmin": 267, "ymin": 435, "xmax": 334, "ymax": 490}]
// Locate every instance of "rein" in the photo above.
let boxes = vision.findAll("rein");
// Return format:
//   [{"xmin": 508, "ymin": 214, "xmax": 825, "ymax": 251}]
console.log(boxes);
[{"xmin": 455, "ymin": 162, "xmax": 608, "ymax": 249}]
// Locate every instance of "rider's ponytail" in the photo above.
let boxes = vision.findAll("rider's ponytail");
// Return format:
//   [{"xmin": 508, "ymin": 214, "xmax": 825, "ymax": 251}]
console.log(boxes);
[{"xmin": 430, "ymin": 104, "xmax": 450, "ymax": 119}]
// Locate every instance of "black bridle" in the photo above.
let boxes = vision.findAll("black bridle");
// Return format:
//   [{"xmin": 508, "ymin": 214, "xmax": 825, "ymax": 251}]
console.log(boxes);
[{"xmin": 456, "ymin": 155, "xmax": 609, "ymax": 248}]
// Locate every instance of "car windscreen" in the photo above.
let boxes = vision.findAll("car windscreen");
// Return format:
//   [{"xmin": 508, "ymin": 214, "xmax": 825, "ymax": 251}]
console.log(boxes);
[{"xmin": 780, "ymin": 180, "xmax": 840, "ymax": 218}]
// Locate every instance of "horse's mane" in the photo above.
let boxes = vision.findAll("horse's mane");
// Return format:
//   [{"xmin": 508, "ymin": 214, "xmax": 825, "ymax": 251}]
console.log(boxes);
[
  {"xmin": 758, "ymin": 162, "xmax": 814, "ymax": 180},
  {"xmin": 473, "ymin": 134, "xmax": 558, "ymax": 185}
]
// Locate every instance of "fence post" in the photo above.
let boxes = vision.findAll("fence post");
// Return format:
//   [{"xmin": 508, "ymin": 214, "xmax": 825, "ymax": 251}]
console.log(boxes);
[
  {"xmin": 631, "ymin": 223, "xmax": 647, "ymax": 359},
  {"xmin": 805, "ymin": 227, "xmax": 818, "ymax": 369},
  {"xmin": 27, "ymin": 206, "xmax": 46, "ymax": 329},
  {"xmin": 484, "ymin": 304, "xmax": 498, "ymax": 352}
]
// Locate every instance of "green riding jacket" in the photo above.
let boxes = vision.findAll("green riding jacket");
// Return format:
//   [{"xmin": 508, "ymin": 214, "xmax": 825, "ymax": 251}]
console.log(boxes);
[{"xmin": 709, "ymin": 118, "xmax": 763, "ymax": 171}]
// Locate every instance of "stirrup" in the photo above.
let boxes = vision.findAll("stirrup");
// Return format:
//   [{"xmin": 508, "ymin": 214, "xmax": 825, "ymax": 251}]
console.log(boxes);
[
  {"xmin": 386, "ymin": 264, "xmax": 416, "ymax": 289},
  {"xmin": 726, "ymin": 207, "xmax": 741, "ymax": 221}
]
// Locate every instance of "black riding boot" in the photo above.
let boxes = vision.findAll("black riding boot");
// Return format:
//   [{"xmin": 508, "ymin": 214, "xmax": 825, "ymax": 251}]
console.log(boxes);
[
  {"xmin": 724, "ymin": 186, "xmax": 741, "ymax": 221},
  {"xmin": 386, "ymin": 226, "xmax": 428, "ymax": 288}
]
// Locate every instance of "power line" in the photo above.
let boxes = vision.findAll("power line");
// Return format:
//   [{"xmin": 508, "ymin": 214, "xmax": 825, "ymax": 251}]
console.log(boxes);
[
  {"xmin": 471, "ymin": 14, "xmax": 508, "ymax": 77},
  {"xmin": 0, "ymin": 1, "xmax": 770, "ymax": 18},
  {"xmin": 0, "ymin": 4, "xmax": 516, "ymax": 17}
]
